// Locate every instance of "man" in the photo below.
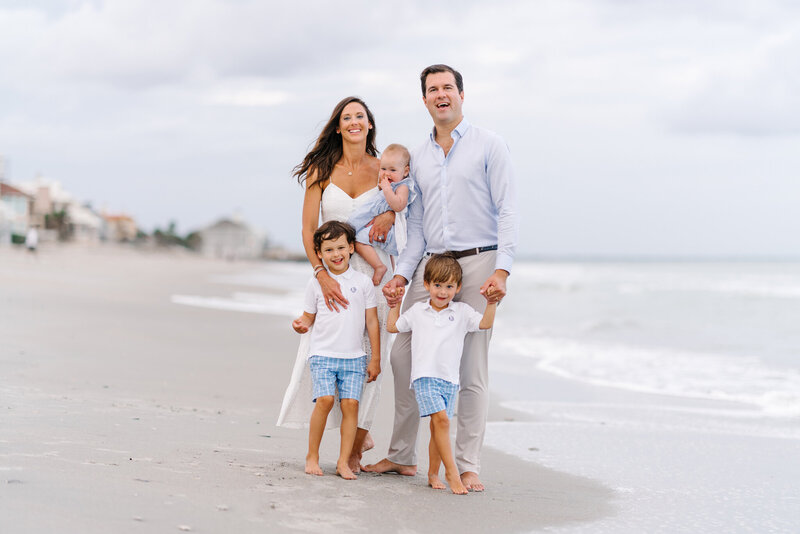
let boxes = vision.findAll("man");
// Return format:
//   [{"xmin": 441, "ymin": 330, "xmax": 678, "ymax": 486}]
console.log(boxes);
[{"xmin": 364, "ymin": 64, "xmax": 517, "ymax": 491}]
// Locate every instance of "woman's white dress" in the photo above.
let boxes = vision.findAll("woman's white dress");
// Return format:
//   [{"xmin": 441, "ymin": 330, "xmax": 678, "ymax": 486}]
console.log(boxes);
[{"xmin": 277, "ymin": 182, "xmax": 393, "ymax": 429}]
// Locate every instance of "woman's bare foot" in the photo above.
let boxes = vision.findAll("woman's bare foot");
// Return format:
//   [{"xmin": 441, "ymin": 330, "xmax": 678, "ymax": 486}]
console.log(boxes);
[
  {"xmin": 305, "ymin": 456, "xmax": 323, "ymax": 476},
  {"xmin": 347, "ymin": 452, "xmax": 362, "ymax": 474},
  {"xmin": 447, "ymin": 471, "xmax": 469, "ymax": 495},
  {"xmin": 362, "ymin": 458, "xmax": 417, "ymax": 476},
  {"xmin": 428, "ymin": 473, "xmax": 446, "ymax": 490},
  {"xmin": 361, "ymin": 432, "xmax": 375, "ymax": 453},
  {"xmin": 460, "ymin": 471, "xmax": 484, "ymax": 492},
  {"xmin": 371, "ymin": 264, "xmax": 388, "ymax": 286},
  {"xmin": 336, "ymin": 460, "xmax": 358, "ymax": 480}
]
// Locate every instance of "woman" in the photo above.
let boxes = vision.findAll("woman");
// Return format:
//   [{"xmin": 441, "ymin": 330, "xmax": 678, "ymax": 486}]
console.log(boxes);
[{"xmin": 277, "ymin": 97, "xmax": 395, "ymax": 472}]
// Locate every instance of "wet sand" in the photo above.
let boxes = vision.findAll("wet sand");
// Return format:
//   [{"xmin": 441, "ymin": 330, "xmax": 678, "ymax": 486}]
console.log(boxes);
[{"xmin": 0, "ymin": 244, "xmax": 614, "ymax": 533}]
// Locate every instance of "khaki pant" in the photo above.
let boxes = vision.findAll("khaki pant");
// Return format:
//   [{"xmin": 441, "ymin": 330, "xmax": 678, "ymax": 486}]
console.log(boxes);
[{"xmin": 387, "ymin": 251, "xmax": 495, "ymax": 474}]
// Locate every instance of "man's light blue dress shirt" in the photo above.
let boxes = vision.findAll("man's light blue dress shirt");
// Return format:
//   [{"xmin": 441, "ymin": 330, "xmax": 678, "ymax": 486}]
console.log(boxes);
[{"xmin": 395, "ymin": 118, "xmax": 518, "ymax": 282}]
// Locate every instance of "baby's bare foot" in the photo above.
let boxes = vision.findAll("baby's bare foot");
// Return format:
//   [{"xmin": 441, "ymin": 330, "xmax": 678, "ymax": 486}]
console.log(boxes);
[
  {"xmin": 428, "ymin": 473, "xmax": 446, "ymax": 490},
  {"xmin": 372, "ymin": 264, "xmax": 387, "ymax": 285},
  {"xmin": 336, "ymin": 460, "xmax": 358, "ymax": 480},
  {"xmin": 305, "ymin": 456, "xmax": 323, "ymax": 476}
]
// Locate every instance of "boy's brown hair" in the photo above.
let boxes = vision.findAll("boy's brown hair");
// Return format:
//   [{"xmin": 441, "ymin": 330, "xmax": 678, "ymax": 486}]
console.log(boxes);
[
  {"xmin": 423, "ymin": 253, "xmax": 462, "ymax": 285},
  {"xmin": 313, "ymin": 220, "xmax": 356, "ymax": 252}
]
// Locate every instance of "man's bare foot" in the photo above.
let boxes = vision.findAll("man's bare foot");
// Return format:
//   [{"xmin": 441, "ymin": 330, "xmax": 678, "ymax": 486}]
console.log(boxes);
[
  {"xmin": 305, "ymin": 457, "xmax": 323, "ymax": 476},
  {"xmin": 428, "ymin": 473, "xmax": 446, "ymax": 490},
  {"xmin": 336, "ymin": 460, "xmax": 358, "ymax": 480},
  {"xmin": 362, "ymin": 458, "xmax": 417, "ymax": 476},
  {"xmin": 361, "ymin": 432, "xmax": 375, "ymax": 453},
  {"xmin": 460, "ymin": 471, "xmax": 484, "ymax": 492},
  {"xmin": 347, "ymin": 452, "xmax": 362, "ymax": 474},
  {"xmin": 371, "ymin": 264, "xmax": 387, "ymax": 286}
]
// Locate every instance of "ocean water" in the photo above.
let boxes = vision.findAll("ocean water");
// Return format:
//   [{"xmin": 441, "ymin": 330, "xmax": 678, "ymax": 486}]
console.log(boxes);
[
  {"xmin": 493, "ymin": 261, "xmax": 800, "ymax": 418},
  {"xmin": 173, "ymin": 260, "xmax": 800, "ymax": 531}
]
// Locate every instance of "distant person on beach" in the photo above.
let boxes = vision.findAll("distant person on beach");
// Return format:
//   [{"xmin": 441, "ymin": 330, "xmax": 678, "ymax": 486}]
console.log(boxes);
[
  {"xmin": 386, "ymin": 254, "xmax": 496, "ymax": 494},
  {"xmin": 347, "ymin": 143, "xmax": 417, "ymax": 285},
  {"xmin": 365, "ymin": 64, "xmax": 518, "ymax": 492},
  {"xmin": 278, "ymin": 96, "xmax": 394, "ymax": 472},
  {"xmin": 291, "ymin": 221, "xmax": 381, "ymax": 479},
  {"xmin": 25, "ymin": 226, "xmax": 38, "ymax": 253}
]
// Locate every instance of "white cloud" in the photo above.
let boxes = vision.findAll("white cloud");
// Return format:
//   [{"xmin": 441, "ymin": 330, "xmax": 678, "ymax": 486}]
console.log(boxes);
[{"xmin": 1, "ymin": 0, "xmax": 798, "ymax": 256}]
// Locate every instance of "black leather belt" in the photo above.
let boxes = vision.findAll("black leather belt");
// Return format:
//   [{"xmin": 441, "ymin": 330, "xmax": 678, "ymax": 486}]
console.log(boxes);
[{"xmin": 428, "ymin": 245, "xmax": 498, "ymax": 259}]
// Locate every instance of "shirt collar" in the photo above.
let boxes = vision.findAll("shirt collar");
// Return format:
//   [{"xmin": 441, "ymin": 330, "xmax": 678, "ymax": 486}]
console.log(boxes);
[
  {"xmin": 330, "ymin": 266, "xmax": 354, "ymax": 280},
  {"xmin": 429, "ymin": 117, "xmax": 471, "ymax": 143},
  {"xmin": 422, "ymin": 300, "xmax": 453, "ymax": 313}
]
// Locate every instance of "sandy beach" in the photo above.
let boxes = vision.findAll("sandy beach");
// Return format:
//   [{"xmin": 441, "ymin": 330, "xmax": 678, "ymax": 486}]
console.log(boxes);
[{"xmin": 1, "ymin": 245, "xmax": 614, "ymax": 533}]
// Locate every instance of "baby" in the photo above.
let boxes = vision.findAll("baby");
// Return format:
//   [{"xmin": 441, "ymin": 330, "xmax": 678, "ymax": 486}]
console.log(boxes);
[{"xmin": 347, "ymin": 144, "xmax": 416, "ymax": 285}]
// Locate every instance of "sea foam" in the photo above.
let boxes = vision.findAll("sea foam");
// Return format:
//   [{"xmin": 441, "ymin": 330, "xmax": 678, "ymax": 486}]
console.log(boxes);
[{"xmin": 497, "ymin": 336, "xmax": 800, "ymax": 417}]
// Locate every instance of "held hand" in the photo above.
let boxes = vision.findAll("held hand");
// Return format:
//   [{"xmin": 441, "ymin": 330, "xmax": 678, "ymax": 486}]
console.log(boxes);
[
  {"xmin": 479, "ymin": 270, "xmax": 508, "ymax": 304},
  {"xmin": 382, "ymin": 276, "xmax": 407, "ymax": 308},
  {"xmin": 366, "ymin": 211, "xmax": 395, "ymax": 243},
  {"xmin": 366, "ymin": 358, "xmax": 381, "ymax": 382},
  {"xmin": 318, "ymin": 270, "xmax": 348, "ymax": 311}
]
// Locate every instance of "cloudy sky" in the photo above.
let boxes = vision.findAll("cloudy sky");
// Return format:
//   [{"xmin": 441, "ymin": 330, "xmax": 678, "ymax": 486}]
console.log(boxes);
[{"xmin": 1, "ymin": 0, "xmax": 798, "ymax": 257}]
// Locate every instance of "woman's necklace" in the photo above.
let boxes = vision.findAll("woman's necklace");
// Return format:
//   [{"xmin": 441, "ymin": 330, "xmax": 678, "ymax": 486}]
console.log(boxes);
[{"xmin": 339, "ymin": 158, "xmax": 361, "ymax": 176}]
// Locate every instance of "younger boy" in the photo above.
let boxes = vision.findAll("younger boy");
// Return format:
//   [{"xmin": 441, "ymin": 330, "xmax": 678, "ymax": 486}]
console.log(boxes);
[
  {"xmin": 292, "ymin": 221, "xmax": 381, "ymax": 480},
  {"xmin": 386, "ymin": 253, "xmax": 496, "ymax": 494}
]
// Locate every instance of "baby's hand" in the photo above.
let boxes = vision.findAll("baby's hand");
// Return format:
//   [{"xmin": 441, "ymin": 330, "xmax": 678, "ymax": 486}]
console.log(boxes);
[
  {"xmin": 292, "ymin": 317, "xmax": 309, "ymax": 334},
  {"xmin": 379, "ymin": 175, "xmax": 391, "ymax": 190}
]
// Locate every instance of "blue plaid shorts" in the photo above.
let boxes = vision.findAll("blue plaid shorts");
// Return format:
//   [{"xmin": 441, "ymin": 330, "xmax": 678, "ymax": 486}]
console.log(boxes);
[
  {"xmin": 309, "ymin": 355, "xmax": 367, "ymax": 402},
  {"xmin": 413, "ymin": 377, "xmax": 459, "ymax": 418}
]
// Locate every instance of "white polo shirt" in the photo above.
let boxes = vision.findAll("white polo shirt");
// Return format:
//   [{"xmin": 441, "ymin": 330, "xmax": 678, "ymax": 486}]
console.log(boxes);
[
  {"xmin": 304, "ymin": 267, "xmax": 377, "ymax": 359},
  {"xmin": 395, "ymin": 300, "xmax": 483, "ymax": 386}
]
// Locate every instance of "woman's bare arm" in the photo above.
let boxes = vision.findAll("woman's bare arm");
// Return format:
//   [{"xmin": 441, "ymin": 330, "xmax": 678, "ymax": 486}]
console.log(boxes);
[{"xmin": 300, "ymin": 175, "xmax": 347, "ymax": 311}]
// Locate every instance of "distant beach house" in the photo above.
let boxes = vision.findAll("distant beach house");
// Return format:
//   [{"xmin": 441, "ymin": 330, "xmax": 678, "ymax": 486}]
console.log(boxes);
[
  {"xmin": 198, "ymin": 217, "xmax": 264, "ymax": 260},
  {"xmin": 15, "ymin": 176, "xmax": 104, "ymax": 242},
  {"xmin": 103, "ymin": 214, "xmax": 138, "ymax": 242},
  {"xmin": 0, "ymin": 182, "xmax": 34, "ymax": 244}
]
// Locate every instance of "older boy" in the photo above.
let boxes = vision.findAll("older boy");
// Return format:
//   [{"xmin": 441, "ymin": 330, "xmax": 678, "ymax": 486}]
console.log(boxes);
[
  {"xmin": 386, "ymin": 254, "xmax": 496, "ymax": 494},
  {"xmin": 292, "ymin": 221, "xmax": 381, "ymax": 479}
]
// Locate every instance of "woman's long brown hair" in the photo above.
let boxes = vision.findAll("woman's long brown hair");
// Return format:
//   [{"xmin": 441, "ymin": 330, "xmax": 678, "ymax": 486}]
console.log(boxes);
[{"xmin": 292, "ymin": 96, "xmax": 378, "ymax": 188}]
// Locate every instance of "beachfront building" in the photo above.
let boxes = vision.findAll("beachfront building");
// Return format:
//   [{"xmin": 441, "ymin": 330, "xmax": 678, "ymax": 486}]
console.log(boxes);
[
  {"xmin": 198, "ymin": 217, "xmax": 264, "ymax": 260},
  {"xmin": 0, "ymin": 182, "xmax": 34, "ymax": 244},
  {"xmin": 103, "ymin": 214, "xmax": 138, "ymax": 242},
  {"xmin": 14, "ymin": 176, "xmax": 106, "ymax": 242}
]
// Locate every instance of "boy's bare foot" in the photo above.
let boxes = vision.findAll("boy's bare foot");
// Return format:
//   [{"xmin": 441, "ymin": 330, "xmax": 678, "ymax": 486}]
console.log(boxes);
[
  {"xmin": 460, "ymin": 471, "xmax": 484, "ymax": 492},
  {"xmin": 371, "ymin": 264, "xmax": 388, "ymax": 286},
  {"xmin": 447, "ymin": 472, "xmax": 469, "ymax": 495},
  {"xmin": 336, "ymin": 460, "xmax": 358, "ymax": 480},
  {"xmin": 361, "ymin": 432, "xmax": 375, "ymax": 453},
  {"xmin": 347, "ymin": 452, "xmax": 362, "ymax": 474},
  {"xmin": 362, "ymin": 458, "xmax": 417, "ymax": 476},
  {"xmin": 305, "ymin": 457, "xmax": 323, "ymax": 476},
  {"xmin": 428, "ymin": 473, "xmax": 446, "ymax": 490}
]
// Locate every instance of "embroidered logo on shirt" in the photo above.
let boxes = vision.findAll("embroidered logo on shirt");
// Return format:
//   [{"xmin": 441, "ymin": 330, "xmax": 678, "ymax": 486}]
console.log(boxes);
[{"xmin": 350, "ymin": 286, "xmax": 357, "ymax": 293}]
